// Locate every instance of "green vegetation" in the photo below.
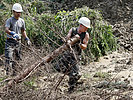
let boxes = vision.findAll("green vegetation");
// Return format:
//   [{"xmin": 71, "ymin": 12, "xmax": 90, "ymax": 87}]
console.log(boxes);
[
  {"xmin": 0, "ymin": 77, "xmax": 7, "ymax": 82},
  {"xmin": 0, "ymin": 1, "xmax": 117, "ymax": 62},
  {"xmin": 24, "ymin": 80, "xmax": 35, "ymax": 88},
  {"xmin": 24, "ymin": 77, "xmax": 36, "ymax": 88}
]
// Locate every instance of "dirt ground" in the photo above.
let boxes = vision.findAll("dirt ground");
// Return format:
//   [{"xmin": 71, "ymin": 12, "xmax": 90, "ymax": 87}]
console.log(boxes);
[{"xmin": 0, "ymin": 0, "xmax": 133, "ymax": 100}]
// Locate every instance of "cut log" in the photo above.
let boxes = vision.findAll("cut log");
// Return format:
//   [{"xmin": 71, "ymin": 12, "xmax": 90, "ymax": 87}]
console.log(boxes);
[{"xmin": 5, "ymin": 36, "xmax": 80, "ymax": 88}]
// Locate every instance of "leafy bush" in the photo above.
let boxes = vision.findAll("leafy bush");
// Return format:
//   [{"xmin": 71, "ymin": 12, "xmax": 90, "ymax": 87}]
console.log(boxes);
[{"xmin": 52, "ymin": 7, "xmax": 117, "ymax": 62}]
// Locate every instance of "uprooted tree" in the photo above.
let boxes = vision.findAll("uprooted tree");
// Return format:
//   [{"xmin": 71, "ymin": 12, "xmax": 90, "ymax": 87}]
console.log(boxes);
[{"xmin": 3, "ymin": 36, "xmax": 79, "ymax": 89}]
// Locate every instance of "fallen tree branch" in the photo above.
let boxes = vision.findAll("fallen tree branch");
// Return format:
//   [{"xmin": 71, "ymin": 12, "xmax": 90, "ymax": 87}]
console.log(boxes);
[{"xmin": 2, "ymin": 35, "xmax": 80, "ymax": 89}]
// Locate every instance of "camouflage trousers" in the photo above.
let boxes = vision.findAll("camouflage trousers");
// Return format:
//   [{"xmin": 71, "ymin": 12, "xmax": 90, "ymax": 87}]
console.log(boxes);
[
  {"xmin": 54, "ymin": 51, "xmax": 81, "ymax": 89},
  {"xmin": 5, "ymin": 39, "xmax": 21, "ymax": 75}
]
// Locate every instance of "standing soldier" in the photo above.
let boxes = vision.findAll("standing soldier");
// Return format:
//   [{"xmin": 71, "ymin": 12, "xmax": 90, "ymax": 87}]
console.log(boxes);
[
  {"xmin": 5, "ymin": 3, "xmax": 31, "ymax": 76},
  {"xmin": 54, "ymin": 17, "xmax": 90, "ymax": 93}
]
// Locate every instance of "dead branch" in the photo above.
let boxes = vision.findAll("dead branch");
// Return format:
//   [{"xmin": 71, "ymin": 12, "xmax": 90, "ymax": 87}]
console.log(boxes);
[{"xmin": 3, "ymin": 35, "xmax": 80, "ymax": 89}]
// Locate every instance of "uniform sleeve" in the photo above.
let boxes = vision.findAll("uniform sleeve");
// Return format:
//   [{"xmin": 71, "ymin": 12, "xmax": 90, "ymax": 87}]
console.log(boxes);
[
  {"xmin": 22, "ymin": 20, "xmax": 26, "ymax": 30},
  {"xmin": 5, "ymin": 18, "xmax": 11, "ymax": 28}
]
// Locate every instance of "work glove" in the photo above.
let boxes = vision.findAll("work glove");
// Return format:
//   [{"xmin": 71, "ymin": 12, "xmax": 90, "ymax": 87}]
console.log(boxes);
[
  {"xmin": 25, "ymin": 37, "xmax": 31, "ymax": 46},
  {"xmin": 10, "ymin": 31, "xmax": 20, "ymax": 40}
]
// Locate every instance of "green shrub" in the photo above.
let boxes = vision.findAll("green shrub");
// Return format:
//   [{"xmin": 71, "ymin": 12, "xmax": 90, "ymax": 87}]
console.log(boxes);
[{"xmin": 53, "ymin": 7, "xmax": 117, "ymax": 61}]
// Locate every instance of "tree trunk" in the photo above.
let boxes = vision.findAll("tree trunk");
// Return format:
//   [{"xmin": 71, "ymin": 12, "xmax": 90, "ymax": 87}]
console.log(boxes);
[{"xmin": 5, "ymin": 36, "xmax": 80, "ymax": 88}]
